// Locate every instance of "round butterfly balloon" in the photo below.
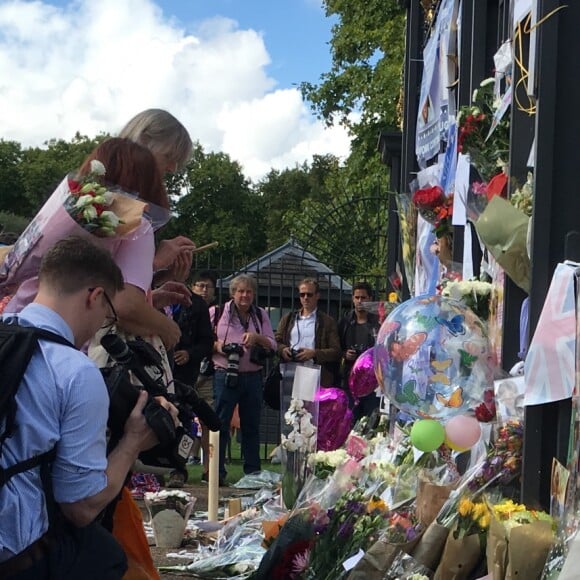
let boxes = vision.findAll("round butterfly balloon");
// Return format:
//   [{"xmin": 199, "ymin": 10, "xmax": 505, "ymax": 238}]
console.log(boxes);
[{"xmin": 373, "ymin": 294, "xmax": 493, "ymax": 420}]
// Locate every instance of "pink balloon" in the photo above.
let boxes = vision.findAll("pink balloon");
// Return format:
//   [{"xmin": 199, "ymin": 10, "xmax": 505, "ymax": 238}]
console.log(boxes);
[
  {"xmin": 444, "ymin": 415, "xmax": 482, "ymax": 450},
  {"xmin": 315, "ymin": 387, "xmax": 353, "ymax": 451},
  {"xmin": 348, "ymin": 348, "xmax": 378, "ymax": 399}
]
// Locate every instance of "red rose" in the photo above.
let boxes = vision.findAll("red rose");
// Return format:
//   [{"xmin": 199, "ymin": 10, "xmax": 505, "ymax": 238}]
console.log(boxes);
[{"xmin": 412, "ymin": 185, "xmax": 445, "ymax": 209}]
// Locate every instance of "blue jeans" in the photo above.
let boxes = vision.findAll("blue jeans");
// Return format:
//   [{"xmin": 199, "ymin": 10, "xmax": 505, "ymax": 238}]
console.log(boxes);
[{"xmin": 213, "ymin": 370, "xmax": 263, "ymax": 478}]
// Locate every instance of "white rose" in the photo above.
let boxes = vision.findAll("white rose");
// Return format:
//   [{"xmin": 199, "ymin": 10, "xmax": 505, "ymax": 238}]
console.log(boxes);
[
  {"xmin": 75, "ymin": 194, "xmax": 95, "ymax": 209},
  {"xmin": 90, "ymin": 159, "xmax": 106, "ymax": 176},
  {"xmin": 102, "ymin": 191, "xmax": 114, "ymax": 205},
  {"xmin": 100, "ymin": 210, "xmax": 120, "ymax": 229},
  {"xmin": 83, "ymin": 206, "xmax": 98, "ymax": 221}
]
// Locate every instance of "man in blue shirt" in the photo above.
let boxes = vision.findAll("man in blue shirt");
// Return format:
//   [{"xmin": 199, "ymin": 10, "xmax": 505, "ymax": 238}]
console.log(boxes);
[{"xmin": 0, "ymin": 236, "xmax": 174, "ymax": 579}]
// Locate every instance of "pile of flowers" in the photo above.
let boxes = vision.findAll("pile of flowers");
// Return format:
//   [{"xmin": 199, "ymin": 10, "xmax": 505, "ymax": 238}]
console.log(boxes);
[
  {"xmin": 441, "ymin": 276, "xmax": 493, "ymax": 321},
  {"xmin": 411, "ymin": 185, "xmax": 454, "ymax": 238},
  {"xmin": 65, "ymin": 160, "xmax": 123, "ymax": 236},
  {"xmin": 457, "ymin": 77, "xmax": 510, "ymax": 181}
]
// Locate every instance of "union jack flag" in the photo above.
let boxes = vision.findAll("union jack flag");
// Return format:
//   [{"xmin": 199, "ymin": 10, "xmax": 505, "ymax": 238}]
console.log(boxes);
[{"xmin": 524, "ymin": 262, "xmax": 578, "ymax": 405}]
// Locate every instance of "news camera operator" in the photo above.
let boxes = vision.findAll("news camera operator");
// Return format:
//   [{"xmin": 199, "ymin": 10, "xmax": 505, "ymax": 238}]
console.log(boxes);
[
  {"xmin": 212, "ymin": 274, "xmax": 276, "ymax": 486},
  {"xmin": 0, "ymin": 237, "xmax": 178, "ymax": 579}
]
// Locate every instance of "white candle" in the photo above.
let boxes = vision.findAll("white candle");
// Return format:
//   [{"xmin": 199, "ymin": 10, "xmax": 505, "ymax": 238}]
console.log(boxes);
[{"xmin": 208, "ymin": 430, "xmax": 219, "ymax": 521}]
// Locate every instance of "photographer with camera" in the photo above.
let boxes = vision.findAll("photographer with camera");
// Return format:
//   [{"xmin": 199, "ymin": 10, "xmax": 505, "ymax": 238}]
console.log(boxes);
[
  {"xmin": 0, "ymin": 237, "xmax": 178, "ymax": 579},
  {"xmin": 276, "ymin": 278, "xmax": 341, "ymax": 387},
  {"xmin": 212, "ymin": 274, "xmax": 276, "ymax": 486},
  {"xmin": 338, "ymin": 282, "xmax": 381, "ymax": 420}
]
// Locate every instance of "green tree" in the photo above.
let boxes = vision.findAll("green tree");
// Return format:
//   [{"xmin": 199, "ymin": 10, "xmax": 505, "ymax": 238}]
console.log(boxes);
[
  {"xmin": 164, "ymin": 144, "xmax": 267, "ymax": 267},
  {"xmin": 301, "ymin": 0, "xmax": 405, "ymax": 133},
  {"xmin": 255, "ymin": 154, "xmax": 340, "ymax": 249},
  {"xmin": 0, "ymin": 140, "xmax": 27, "ymax": 215}
]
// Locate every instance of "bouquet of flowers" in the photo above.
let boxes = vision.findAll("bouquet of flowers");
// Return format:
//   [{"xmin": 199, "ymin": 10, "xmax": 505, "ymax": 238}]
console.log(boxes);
[
  {"xmin": 308, "ymin": 449, "xmax": 349, "ymax": 479},
  {"xmin": 433, "ymin": 496, "xmax": 490, "ymax": 579},
  {"xmin": 487, "ymin": 498, "xmax": 555, "ymax": 579},
  {"xmin": 0, "ymin": 161, "xmax": 147, "ymax": 300},
  {"xmin": 510, "ymin": 171, "xmax": 534, "ymax": 217},
  {"xmin": 457, "ymin": 77, "xmax": 510, "ymax": 181},
  {"xmin": 467, "ymin": 420, "xmax": 523, "ymax": 493},
  {"xmin": 346, "ymin": 509, "xmax": 424, "ymax": 579},
  {"xmin": 411, "ymin": 185, "xmax": 454, "ymax": 239},
  {"xmin": 306, "ymin": 487, "xmax": 391, "ymax": 580},
  {"xmin": 441, "ymin": 277, "xmax": 493, "ymax": 322}
]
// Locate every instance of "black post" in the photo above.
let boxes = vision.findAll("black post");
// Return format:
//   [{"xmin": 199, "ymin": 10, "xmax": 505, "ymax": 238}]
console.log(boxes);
[{"xmin": 522, "ymin": 0, "xmax": 580, "ymax": 509}]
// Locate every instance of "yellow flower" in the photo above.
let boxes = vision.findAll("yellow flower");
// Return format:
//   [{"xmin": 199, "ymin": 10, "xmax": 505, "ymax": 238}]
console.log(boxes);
[
  {"xmin": 367, "ymin": 498, "xmax": 387, "ymax": 513},
  {"xmin": 458, "ymin": 498, "xmax": 473, "ymax": 517},
  {"xmin": 388, "ymin": 292, "xmax": 399, "ymax": 303},
  {"xmin": 479, "ymin": 513, "xmax": 491, "ymax": 529},
  {"xmin": 493, "ymin": 499, "xmax": 526, "ymax": 520},
  {"xmin": 471, "ymin": 502, "xmax": 488, "ymax": 521}
]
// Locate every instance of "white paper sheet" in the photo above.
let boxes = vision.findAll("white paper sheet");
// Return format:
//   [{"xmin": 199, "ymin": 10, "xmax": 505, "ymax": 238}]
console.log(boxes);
[{"xmin": 291, "ymin": 365, "xmax": 320, "ymax": 401}]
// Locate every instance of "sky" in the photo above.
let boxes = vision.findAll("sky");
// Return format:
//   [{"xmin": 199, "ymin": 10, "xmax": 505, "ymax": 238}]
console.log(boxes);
[{"xmin": 0, "ymin": 0, "xmax": 352, "ymax": 182}]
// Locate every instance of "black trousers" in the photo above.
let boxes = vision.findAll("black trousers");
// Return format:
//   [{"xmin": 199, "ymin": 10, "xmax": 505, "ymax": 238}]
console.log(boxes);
[{"xmin": 9, "ymin": 522, "xmax": 127, "ymax": 580}]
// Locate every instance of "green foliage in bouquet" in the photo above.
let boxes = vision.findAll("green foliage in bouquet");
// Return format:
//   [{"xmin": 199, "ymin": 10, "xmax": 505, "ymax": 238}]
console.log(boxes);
[{"xmin": 457, "ymin": 78, "xmax": 510, "ymax": 182}]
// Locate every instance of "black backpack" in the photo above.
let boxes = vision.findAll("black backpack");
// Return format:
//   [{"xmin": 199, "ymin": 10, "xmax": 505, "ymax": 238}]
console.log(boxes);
[{"xmin": 0, "ymin": 321, "xmax": 75, "ymax": 488}]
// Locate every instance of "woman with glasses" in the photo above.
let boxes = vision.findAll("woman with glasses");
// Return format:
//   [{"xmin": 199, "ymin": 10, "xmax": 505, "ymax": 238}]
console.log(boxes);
[{"xmin": 275, "ymin": 277, "xmax": 341, "ymax": 387}]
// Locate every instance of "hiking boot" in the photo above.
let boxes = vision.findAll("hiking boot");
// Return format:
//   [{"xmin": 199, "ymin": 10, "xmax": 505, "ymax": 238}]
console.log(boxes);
[{"xmin": 167, "ymin": 471, "xmax": 186, "ymax": 488}]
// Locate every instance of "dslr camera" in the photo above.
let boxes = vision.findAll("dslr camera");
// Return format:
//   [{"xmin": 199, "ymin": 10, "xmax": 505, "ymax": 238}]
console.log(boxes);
[
  {"xmin": 100, "ymin": 334, "xmax": 221, "ymax": 472},
  {"xmin": 289, "ymin": 347, "xmax": 302, "ymax": 361},
  {"xmin": 222, "ymin": 343, "xmax": 244, "ymax": 388},
  {"xmin": 249, "ymin": 344, "xmax": 274, "ymax": 366}
]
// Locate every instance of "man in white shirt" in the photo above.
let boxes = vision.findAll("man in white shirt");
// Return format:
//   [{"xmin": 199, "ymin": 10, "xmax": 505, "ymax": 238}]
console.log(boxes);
[{"xmin": 275, "ymin": 278, "xmax": 341, "ymax": 387}]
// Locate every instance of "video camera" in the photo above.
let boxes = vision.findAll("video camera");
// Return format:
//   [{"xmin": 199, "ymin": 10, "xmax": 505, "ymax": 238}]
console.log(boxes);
[{"xmin": 100, "ymin": 334, "xmax": 222, "ymax": 472}]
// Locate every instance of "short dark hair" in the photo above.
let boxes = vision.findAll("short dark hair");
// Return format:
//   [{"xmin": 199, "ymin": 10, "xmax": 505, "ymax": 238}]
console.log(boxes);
[
  {"xmin": 353, "ymin": 281, "xmax": 373, "ymax": 298},
  {"xmin": 39, "ymin": 236, "xmax": 124, "ymax": 296},
  {"xmin": 298, "ymin": 278, "xmax": 320, "ymax": 293},
  {"xmin": 193, "ymin": 269, "xmax": 218, "ymax": 288}
]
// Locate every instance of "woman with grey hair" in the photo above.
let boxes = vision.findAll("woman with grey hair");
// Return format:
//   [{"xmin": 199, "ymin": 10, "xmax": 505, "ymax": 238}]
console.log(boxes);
[
  {"xmin": 119, "ymin": 108, "xmax": 193, "ymax": 174},
  {"xmin": 211, "ymin": 274, "xmax": 276, "ymax": 485}
]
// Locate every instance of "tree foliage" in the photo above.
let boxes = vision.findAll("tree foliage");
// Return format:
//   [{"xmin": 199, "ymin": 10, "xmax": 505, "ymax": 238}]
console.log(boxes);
[
  {"xmin": 301, "ymin": 0, "xmax": 405, "ymax": 135},
  {"xmin": 163, "ymin": 143, "xmax": 268, "ymax": 267}
]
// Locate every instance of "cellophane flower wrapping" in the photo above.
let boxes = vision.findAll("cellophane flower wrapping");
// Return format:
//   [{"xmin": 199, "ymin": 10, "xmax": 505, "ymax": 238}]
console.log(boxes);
[
  {"xmin": 346, "ymin": 508, "xmax": 426, "ymax": 580},
  {"xmin": 0, "ymin": 173, "xmax": 147, "ymax": 300},
  {"xmin": 305, "ymin": 483, "xmax": 392, "ymax": 580}
]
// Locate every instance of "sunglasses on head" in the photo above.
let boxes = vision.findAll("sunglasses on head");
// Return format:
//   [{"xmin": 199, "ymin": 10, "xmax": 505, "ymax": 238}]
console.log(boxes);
[{"xmin": 299, "ymin": 292, "xmax": 314, "ymax": 298}]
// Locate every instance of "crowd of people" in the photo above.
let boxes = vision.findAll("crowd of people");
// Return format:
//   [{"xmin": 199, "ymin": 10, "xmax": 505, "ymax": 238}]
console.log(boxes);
[{"xmin": 0, "ymin": 109, "xmax": 383, "ymax": 579}]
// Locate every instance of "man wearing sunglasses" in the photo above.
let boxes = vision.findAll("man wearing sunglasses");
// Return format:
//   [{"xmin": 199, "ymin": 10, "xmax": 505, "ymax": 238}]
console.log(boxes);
[
  {"xmin": 275, "ymin": 278, "xmax": 341, "ymax": 387},
  {"xmin": 0, "ymin": 237, "xmax": 175, "ymax": 579}
]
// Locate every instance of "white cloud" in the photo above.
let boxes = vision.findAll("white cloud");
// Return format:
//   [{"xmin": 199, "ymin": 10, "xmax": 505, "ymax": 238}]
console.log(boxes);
[{"xmin": 0, "ymin": 0, "xmax": 351, "ymax": 181}]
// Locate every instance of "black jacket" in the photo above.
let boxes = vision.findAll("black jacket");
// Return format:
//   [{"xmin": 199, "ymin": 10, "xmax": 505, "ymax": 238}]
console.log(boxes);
[
  {"xmin": 172, "ymin": 292, "xmax": 213, "ymax": 385},
  {"xmin": 337, "ymin": 310, "xmax": 380, "ymax": 383}
]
